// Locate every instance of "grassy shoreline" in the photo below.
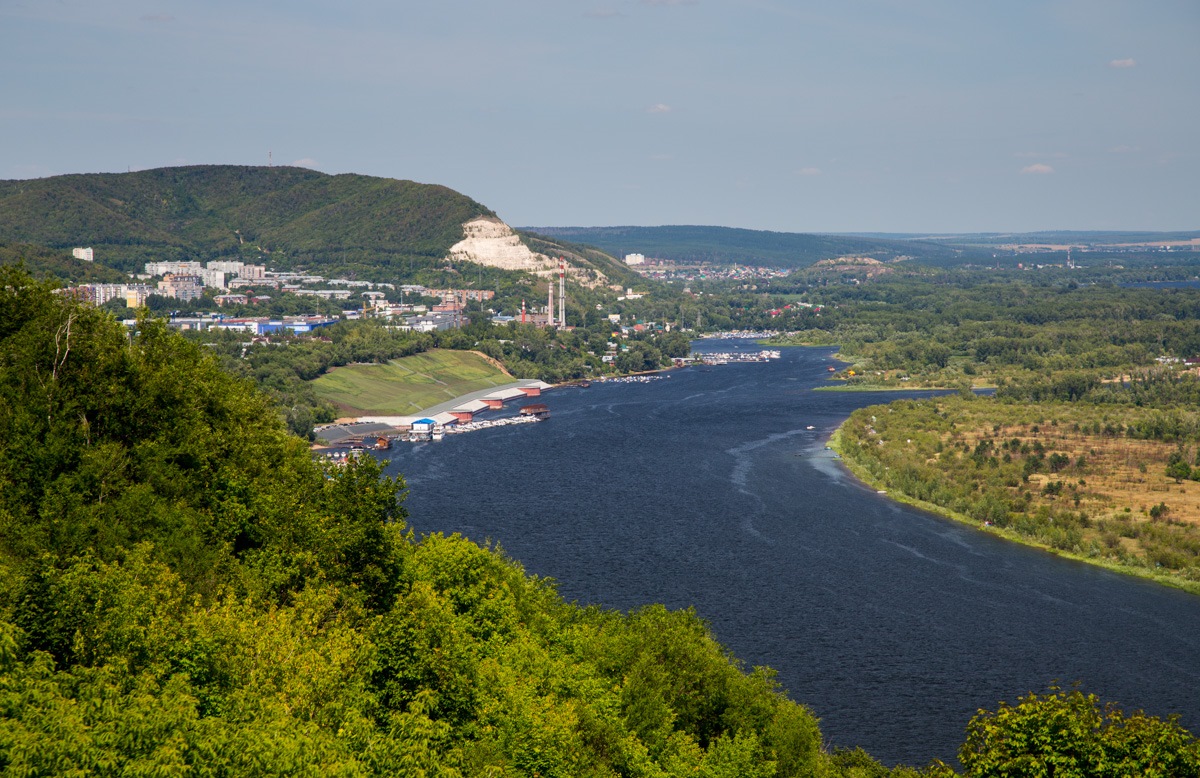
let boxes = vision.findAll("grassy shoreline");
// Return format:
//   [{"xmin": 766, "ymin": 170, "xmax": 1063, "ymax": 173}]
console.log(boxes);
[
  {"xmin": 827, "ymin": 426, "xmax": 1200, "ymax": 597},
  {"xmin": 814, "ymin": 383, "xmax": 945, "ymax": 393}
]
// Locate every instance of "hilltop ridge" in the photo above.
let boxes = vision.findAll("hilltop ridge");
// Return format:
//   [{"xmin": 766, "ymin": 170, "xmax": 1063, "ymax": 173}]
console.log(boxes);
[
  {"xmin": 0, "ymin": 166, "xmax": 630, "ymax": 286},
  {"xmin": 522, "ymin": 224, "xmax": 980, "ymax": 268}
]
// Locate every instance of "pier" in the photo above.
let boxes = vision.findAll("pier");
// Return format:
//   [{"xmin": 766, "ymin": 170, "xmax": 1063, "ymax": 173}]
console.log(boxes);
[{"xmin": 696, "ymin": 349, "xmax": 781, "ymax": 365}]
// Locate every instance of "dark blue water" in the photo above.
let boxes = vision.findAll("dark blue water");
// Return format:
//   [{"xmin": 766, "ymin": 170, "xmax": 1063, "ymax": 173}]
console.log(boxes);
[{"xmin": 381, "ymin": 342, "xmax": 1200, "ymax": 767}]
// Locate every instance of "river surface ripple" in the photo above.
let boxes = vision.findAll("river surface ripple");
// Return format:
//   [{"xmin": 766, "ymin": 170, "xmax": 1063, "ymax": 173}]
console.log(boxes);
[{"xmin": 381, "ymin": 341, "xmax": 1200, "ymax": 767}]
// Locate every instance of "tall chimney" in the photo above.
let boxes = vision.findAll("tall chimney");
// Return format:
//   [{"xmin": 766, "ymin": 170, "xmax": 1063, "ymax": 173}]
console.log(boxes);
[{"xmin": 558, "ymin": 258, "xmax": 566, "ymax": 328}]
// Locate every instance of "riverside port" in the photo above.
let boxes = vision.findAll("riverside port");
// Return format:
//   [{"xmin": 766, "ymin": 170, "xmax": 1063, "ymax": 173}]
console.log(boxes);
[
  {"xmin": 314, "ymin": 343, "xmax": 780, "ymax": 454},
  {"xmin": 706, "ymin": 329, "xmax": 795, "ymax": 339},
  {"xmin": 696, "ymin": 349, "xmax": 780, "ymax": 365}
]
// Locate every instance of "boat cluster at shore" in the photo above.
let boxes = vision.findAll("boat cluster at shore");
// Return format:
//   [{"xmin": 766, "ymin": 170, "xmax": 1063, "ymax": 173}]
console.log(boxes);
[
  {"xmin": 696, "ymin": 349, "xmax": 781, "ymax": 365},
  {"xmin": 596, "ymin": 374, "xmax": 668, "ymax": 384},
  {"xmin": 707, "ymin": 330, "xmax": 794, "ymax": 340},
  {"xmin": 445, "ymin": 415, "xmax": 542, "ymax": 435}
]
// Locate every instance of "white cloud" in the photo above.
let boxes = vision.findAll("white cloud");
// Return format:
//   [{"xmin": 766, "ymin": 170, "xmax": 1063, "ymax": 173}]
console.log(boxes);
[
  {"xmin": 1020, "ymin": 163, "xmax": 1055, "ymax": 175},
  {"xmin": 796, "ymin": 167, "xmax": 822, "ymax": 176},
  {"xmin": 1109, "ymin": 58, "xmax": 1137, "ymax": 68},
  {"xmin": 292, "ymin": 158, "xmax": 319, "ymax": 169},
  {"xmin": 647, "ymin": 103, "xmax": 672, "ymax": 114}
]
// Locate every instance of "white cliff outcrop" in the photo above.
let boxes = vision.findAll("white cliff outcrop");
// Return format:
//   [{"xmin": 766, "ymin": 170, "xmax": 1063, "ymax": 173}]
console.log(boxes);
[{"xmin": 446, "ymin": 217, "xmax": 605, "ymax": 285}]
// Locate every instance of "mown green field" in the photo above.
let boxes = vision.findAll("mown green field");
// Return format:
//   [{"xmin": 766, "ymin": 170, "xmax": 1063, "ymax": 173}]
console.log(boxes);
[{"xmin": 311, "ymin": 349, "xmax": 512, "ymax": 416}]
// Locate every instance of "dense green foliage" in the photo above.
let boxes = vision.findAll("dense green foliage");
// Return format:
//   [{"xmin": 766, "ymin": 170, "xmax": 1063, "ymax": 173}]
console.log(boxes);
[
  {"xmin": 0, "ymin": 268, "xmax": 848, "ymax": 776},
  {"xmin": 956, "ymin": 687, "xmax": 1200, "ymax": 777},
  {"xmin": 0, "ymin": 166, "xmax": 496, "ymax": 279},
  {"xmin": 0, "ymin": 242, "xmax": 128, "ymax": 285},
  {"xmin": 521, "ymin": 226, "xmax": 976, "ymax": 268},
  {"xmin": 769, "ymin": 271, "xmax": 1200, "ymax": 388},
  {"xmin": 0, "ymin": 267, "xmax": 404, "ymax": 603}
]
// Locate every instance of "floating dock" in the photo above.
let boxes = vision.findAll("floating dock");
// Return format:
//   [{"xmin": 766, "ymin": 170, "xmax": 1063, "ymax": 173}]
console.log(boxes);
[{"xmin": 697, "ymin": 349, "xmax": 781, "ymax": 365}]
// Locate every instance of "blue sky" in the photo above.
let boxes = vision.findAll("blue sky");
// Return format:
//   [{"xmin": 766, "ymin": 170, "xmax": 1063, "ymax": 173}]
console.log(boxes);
[{"xmin": 3, "ymin": 0, "xmax": 1197, "ymax": 232}]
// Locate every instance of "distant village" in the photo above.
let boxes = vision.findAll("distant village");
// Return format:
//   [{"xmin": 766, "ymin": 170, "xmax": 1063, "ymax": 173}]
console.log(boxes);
[
  {"xmin": 56, "ymin": 250, "xmax": 533, "ymax": 335},
  {"xmin": 57, "ymin": 248, "xmax": 664, "ymax": 340},
  {"xmin": 622, "ymin": 253, "xmax": 790, "ymax": 282}
]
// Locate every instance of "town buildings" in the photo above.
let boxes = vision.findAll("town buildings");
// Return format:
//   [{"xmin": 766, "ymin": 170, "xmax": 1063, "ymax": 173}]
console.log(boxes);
[{"xmin": 157, "ymin": 273, "xmax": 204, "ymax": 302}]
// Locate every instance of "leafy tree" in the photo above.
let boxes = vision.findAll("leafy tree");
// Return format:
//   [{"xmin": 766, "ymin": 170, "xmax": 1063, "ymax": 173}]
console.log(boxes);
[
  {"xmin": 959, "ymin": 686, "xmax": 1200, "ymax": 778},
  {"xmin": 1167, "ymin": 450, "xmax": 1193, "ymax": 483}
]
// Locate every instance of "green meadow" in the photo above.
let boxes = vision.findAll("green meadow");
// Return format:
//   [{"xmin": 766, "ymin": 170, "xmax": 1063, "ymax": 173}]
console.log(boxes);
[{"xmin": 312, "ymin": 349, "xmax": 513, "ymax": 416}]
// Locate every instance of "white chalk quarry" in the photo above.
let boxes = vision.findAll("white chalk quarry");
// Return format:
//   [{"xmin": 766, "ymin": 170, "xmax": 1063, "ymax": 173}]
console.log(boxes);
[{"xmin": 446, "ymin": 217, "xmax": 607, "ymax": 286}]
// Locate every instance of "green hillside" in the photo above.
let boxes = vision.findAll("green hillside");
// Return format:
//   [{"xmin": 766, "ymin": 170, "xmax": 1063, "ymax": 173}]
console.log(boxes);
[
  {"xmin": 0, "ymin": 165, "xmax": 497, "ymax": 276},
  {"xmin": 519, "ymin": 229, "xmax": 645, "ymax": 288},
  {"xmin": 0, "ymin": 241, "xmax": 128, "ymax": 285},
  {"xmin": 0, "ymin": 166, "xmax": 643, "ymax": 290},
  {"xmin": 313, "ymin": 349, "xmax": 514, "ymax": 417},
  {"xmin": 521, "ymin": 225, "xmax": 980, "ymax": 268}
]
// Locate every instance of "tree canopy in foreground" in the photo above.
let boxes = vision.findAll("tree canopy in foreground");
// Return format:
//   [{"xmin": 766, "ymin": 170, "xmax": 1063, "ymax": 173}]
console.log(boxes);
[{"xmin": 0, "ymin": 267, "xmax": 1195, "ymax": 776}]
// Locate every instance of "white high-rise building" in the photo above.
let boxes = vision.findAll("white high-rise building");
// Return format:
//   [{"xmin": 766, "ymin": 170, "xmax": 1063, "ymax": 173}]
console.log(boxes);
[
  {"xmin": 145, "ymin": 261, "xmax": 203, "ymax": 277},
  {"xmin": 624, "ymin": 253, "xmax": 645, "ymax": 266},
  {"xmin": 199, "ymin": 268, "xmax": 227, "ymax": 290},
  {"xmin": 207, "ymin": 260, "xmax": 244, "ymax": 275},
  {"xmin": 72, "ymin": 247, "xmax": 94, "ymax": 262},
  {"xmin": 206, "ymin": 260, "xmax": 265, "ymax": 280}
]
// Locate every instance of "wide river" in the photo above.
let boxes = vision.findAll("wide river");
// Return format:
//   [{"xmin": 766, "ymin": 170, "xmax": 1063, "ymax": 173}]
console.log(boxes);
[{"xmin": 381, "ymin": 341, "xmax": 1200, "ymax": 767}]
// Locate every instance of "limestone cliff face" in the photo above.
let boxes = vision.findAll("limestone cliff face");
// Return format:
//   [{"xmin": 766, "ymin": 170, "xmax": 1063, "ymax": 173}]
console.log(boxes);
[
  {"xmin": 446, "ymin": 217, "xmax": 606, "ymax": 285},
  {"xmin": 447, "ymin": 217, "xmax": 557, "ymax": 274}
]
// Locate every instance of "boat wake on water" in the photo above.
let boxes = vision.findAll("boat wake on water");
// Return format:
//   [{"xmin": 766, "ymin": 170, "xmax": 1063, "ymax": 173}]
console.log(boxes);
[{"xmin": 726, "ymin": 426, "xmax": 826, "ymax": 542}]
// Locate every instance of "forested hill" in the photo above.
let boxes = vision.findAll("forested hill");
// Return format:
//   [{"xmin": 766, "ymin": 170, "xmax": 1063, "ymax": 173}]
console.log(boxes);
[
  {"xmin": 4, "ymin": 267, "xmax": 1198, "ymax": 774},
  {"xmin": 0, "ymin": 165, "xmax": 496, "ymax": 275},
  {"xmin": 0, "ymin": 266, "xmax": 821, "ymax": 775},
  {"xmin": 521, "ymin": 225, "xmax": 979, "ymax": 268}
]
